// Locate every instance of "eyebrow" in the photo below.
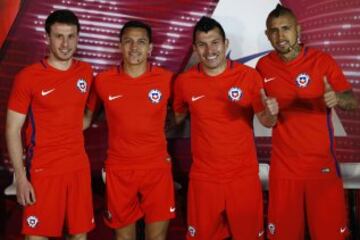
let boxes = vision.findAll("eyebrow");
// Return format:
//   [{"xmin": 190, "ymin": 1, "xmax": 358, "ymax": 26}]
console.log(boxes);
[{"xmin": 122, "ymin": 36, "xmax": 148, "ymax": 41}]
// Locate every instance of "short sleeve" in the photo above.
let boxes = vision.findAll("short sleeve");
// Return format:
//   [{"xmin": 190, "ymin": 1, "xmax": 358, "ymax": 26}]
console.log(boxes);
[
  {"xmin": 323, "ymin": 53, "xmax": 351, "ymax": 92},
  {"xmin": 8, "ymin": 70, "xmax": 32, "ymax": 114},
  {"xmin": 172, "ymin": 75, "xmax": 187, "ymax": 114},
  {"xmin": 250, "ymin": 70, "xmax": 265, "ymax": 113},
  {"xmin": 86, "ymin": 75, "xmax": 101, "ymax": 112}
]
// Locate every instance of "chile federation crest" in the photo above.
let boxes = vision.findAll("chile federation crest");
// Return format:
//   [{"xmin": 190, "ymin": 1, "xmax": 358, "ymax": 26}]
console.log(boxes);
[
  {"xmin": 76, "ymin": 79, "xmax": 88, "ymax": 93},
  {"xmin": 228, "ymin": 87, "xmax": 242, "ymax": 102},
  {"xmin": 295, "ymin": 73, "xmax": 311, "ymax": 88},
  {"xmin": 148, "ymin": 89, "xmax": 162, "ymax": 104}
]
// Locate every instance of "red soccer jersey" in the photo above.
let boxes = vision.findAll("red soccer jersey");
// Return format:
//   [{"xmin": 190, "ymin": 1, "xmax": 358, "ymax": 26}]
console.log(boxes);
[
  {"xmin": 8, "ymin": 59, "xmax": 93, "ymax": 176},
  {"xmin": 88, "ymin": 65, "xmax": 172, "ymax": 169},
  {"xmin": 173, "ymin": 61, "xmax": 264, "ymax": 182},
  {"xmin": 256, "ymin": 47, "xmax": 352, "ymax": 179}
]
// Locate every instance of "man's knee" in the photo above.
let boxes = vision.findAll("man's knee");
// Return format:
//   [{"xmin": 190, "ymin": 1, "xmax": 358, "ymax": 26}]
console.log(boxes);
[
  {"xmin": 67, "ymin": 233, "xmax": 87, "ymax": 240},
  {"xmin": 26, "ymin": 236, "xmax": 48, "ymax": 240},
  {"xmin": 145, "ymin": 221, "xmax": 169, "ymax": 240},
  {"xmin": 115, "ymin": 225, "xmax": 136, "ymax": 240},
  {"xmin": 146, "ymin": 232, "xmax": 167, "ymax": 240},
  {"xmin": 115, "ymin": 232, "xmax": 136, "ymax": 240}
]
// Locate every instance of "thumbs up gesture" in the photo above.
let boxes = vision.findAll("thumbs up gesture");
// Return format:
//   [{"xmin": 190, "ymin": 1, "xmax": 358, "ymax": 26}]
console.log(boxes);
[
  {"xmin": 260, "ymin": 88, "xmax": 279, "ymax": 116},
  {"xmin": 323, "ymin": 76, "xmax": 338, "ymax": 108}
]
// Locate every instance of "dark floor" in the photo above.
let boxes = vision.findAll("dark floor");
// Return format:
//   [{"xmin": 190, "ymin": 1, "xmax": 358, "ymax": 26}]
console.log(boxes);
[{"xmin": 1, "ymin": 169, "xmax": 360, "ymax": 240}]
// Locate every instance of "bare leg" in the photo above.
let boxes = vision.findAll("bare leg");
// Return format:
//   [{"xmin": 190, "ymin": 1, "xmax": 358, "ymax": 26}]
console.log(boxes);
[
  {"xmin": 25, "ymin": 236, "xmax": 48, "ymax": 240},
  {"xmin": 67, "ymin": 233, "xmax": 87, "ymax": 240},
  {"xmin": 145, "ymin": 220, "xmax": 169, "ymax": 240},
  {"xmin": 115, "ymin": 223, "xmax": 136, "ymax": 240}
]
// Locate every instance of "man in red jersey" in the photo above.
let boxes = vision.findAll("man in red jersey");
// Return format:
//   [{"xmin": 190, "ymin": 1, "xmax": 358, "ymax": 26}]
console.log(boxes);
[
  {"xmin": 173, "ymin": 16, "xmax": 278, "ymax": 240},
  {"xmin": 256, "ymin": 4, "xmax": 358, "ymax": 240},
  {"xmin": 85, "ymin": 20, "xmax": 175, "ymax": 240},
  {"xmin": 6, "ymin": 10, "xmax": 94, "ymax": 240}
]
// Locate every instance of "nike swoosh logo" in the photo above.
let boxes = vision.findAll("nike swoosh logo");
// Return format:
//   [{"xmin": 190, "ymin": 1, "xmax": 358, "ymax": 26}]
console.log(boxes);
[
  {"xmin": 264, "ymin": 77, "xmax": 276, "ymax": 83},
  {"xmin": 258, "ymin": 230, "xmax": 264, "ymax": 237},
  {"xmin": 108, "ymin": 95, "xmax": 123, "ymax": 101},
  {"xmin": 191, "ymin": 95, "xmax": 205, "ymax": 102},
  {"xmin": 41, "ymin": 88, "xmax": 55, "ymax": 96},
  {"xmin": 170, "ymin": 207, "xmax": 176, "ymax": 213},
  {"xmin": 340, "ymin": 227, "xmax": 347, "ymax": 233}
]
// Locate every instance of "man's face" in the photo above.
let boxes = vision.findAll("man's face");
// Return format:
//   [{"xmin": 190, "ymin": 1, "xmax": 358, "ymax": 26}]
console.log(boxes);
[
  {"xmin": 193, "ymin": 27, "xmax": 228, "ymax": 75},
  {"xmin": 119, "ymin": 27, "xmax": 152, "ymax": 67},
  {"xmin": 47, "ymin": 23, "xmax": 78, "ymax": 63},
  {"xmin": 266, "ymin": 14, "xmax": 300, "ymax": 57}
]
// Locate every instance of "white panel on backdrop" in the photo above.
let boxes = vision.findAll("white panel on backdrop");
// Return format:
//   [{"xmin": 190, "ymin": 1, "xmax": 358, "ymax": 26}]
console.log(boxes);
[{"xmin": 212, "ymin": 0, "xmax": 279, "ymax": 66}]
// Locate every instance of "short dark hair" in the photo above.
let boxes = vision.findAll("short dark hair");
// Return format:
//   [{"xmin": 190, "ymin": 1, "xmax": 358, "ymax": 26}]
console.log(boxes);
[
  {"xmin": 192, "ymin": 16, "xmax": 226, "ymax": 44},
  {"xmin": 266, "ymin": 4, "xmax": 297, "ymax": 28},
  {"xmin": 119, "ymin": 20, "xmax": 152, "ymax": 43},
  {"xmin": 45, "ymin": 9, "xmax": 80, "ymax": 34}
]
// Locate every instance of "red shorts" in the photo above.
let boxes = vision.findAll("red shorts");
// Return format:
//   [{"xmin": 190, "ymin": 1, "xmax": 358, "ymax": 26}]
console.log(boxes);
[
  {"xmin": 187, "ymin": 175, "xmax": 264, "ymax": 240},
  {"xmin": 267, "ymin": 177, "xmax": 348, "ymax": 240},
  {"xmin": 22, "ymin": 169, "xmax": 95, "ymax": 237},
  {"xmin": 104, "ymin": 167, "xmax": 175, "ymax": 229}
]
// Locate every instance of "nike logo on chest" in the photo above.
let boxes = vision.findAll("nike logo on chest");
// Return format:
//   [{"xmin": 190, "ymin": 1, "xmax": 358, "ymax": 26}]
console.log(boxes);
[
  {"xmin": 41, "ymin": 88, "xmax": 55, "ymax": 96},
  {"xmin": 191, "ymin": 95, "xmax": 205, "ymax": 102}
]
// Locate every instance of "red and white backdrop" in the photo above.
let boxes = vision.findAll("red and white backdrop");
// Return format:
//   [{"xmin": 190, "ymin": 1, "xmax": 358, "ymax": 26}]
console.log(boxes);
[{"xmin": 0, "ymin": 0, "xmax": 359, "ymax": 171}]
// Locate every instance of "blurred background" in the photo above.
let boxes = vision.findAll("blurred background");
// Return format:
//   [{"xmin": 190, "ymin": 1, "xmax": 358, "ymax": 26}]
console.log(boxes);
[{"xmin": 0, "ymin": 0, "xmax": 359, "ymax": 239}]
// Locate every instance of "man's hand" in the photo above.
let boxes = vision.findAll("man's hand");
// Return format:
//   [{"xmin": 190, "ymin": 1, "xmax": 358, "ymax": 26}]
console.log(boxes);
[
  {"xmin": 323, "ymin": 76, "xmax": 338, "ymax": 108},
  {"xmin": 16, "ymin": 175, "xmax": 36, "ymax": 206},
  {"xmin": 260, "ymin": 88, "xmax": 279, "ymax": 116},
  {"xmin": 257, "ymin": 89, "xmax": 278, "ymax": 128}
]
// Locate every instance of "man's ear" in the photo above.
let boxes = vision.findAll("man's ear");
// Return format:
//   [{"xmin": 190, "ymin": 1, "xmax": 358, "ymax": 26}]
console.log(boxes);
[
  {"xmin": 148, "ymin": 43, "xmax": 153, "ymax": 56},
  {"xmin": 225, "ymin": 38, "xmax": 229, "ymax": 50},
  {"xmin": 192, "ymin": 43, "xmax": 196, "ymax": 52},
  {"xmin": 265, "ymin": 29, "xmax": 271, "ymax": 41},
  {"xmin": 296, "ymin": 24, "xmax": 301, "ymax": 41},
  {"xmin": 45, "ymin": 33, "xmax": 50, "ymax": 45}
]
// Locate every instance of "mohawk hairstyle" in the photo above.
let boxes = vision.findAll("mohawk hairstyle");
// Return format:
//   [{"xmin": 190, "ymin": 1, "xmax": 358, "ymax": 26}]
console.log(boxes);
[{"xmin": 266, "ymin": 4, "xmax": 297, "ymax": 28}]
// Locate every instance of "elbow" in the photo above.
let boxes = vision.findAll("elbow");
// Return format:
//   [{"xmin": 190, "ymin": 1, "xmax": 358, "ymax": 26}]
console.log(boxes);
[
  {"xmin": 83, "ymin": 109, "xmax": 93, "ymax": 130},
  {"xmin": 83, "ymin": 121, "xmax": 90, "ymax": 130}
]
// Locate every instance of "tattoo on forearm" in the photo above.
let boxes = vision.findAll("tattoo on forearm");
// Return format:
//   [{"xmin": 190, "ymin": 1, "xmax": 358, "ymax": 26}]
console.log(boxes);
[{"xmin": 336, "ymin": 91, "xmax": 358, "ymax": 110}]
